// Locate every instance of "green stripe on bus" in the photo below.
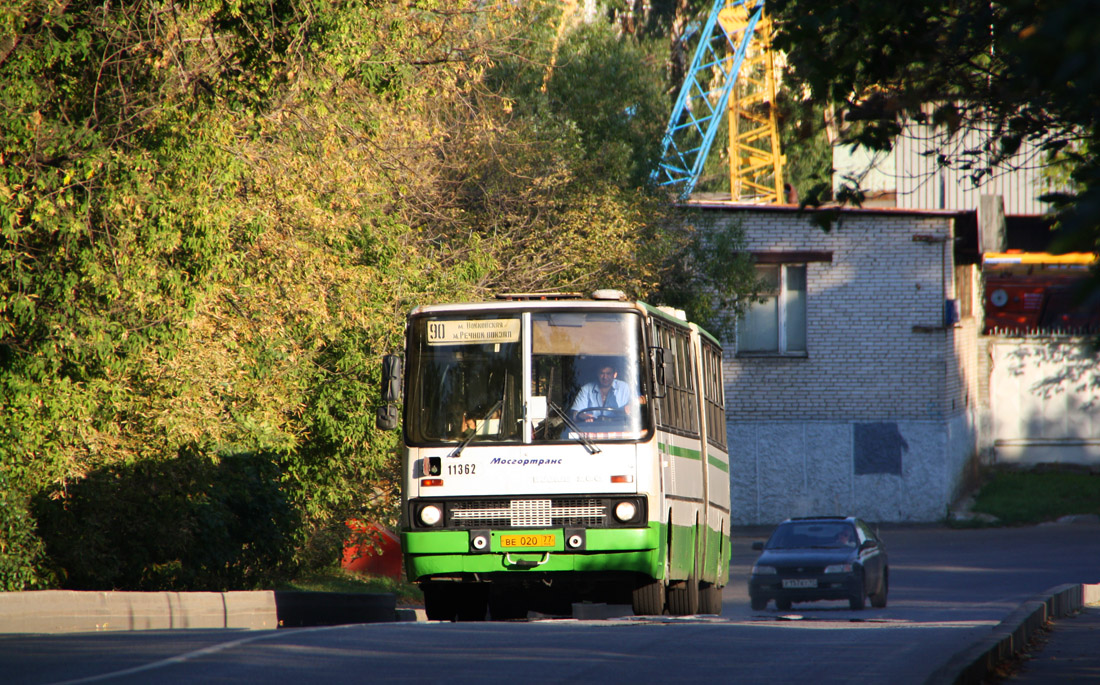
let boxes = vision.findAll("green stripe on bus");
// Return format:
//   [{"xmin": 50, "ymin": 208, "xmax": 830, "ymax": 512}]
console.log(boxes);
[
  {"xmin": 659, "ymin": 442, "xmax": 702, "ymax": 461},
  {"xmin": 708, "ymin": 453, "xmax": 730, "ymax": 473}
]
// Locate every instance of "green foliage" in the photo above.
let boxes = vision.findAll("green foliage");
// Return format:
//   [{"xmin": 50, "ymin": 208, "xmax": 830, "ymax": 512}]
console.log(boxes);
[
  {"xmin": 651, "ymin": 214, "xmax": 758, "ymax": 339},
  {"xmin": 769, "ymin": 0, "xmax": 1100, "ymax": 263},
  {"xmin": 1, "ymin": 0, "xmax": 764, "ymax": 590},
  {"xmin": 775, "ymin": 94, "xmax": 834, "ymax": 205},
  {"xmin": 0, "ymin": 470, "xmax": 49, "ymax": 591},
  {"xmin": 970, "ymin": 470, "xmax": 1100, "ymax": 526},
  {"xmin": 544, "ymin": 21, "xmax": 670, "ymax": 189},
  {"xmin": 32, "ymin": 448, "xmax": 300, "ymax": 590}
]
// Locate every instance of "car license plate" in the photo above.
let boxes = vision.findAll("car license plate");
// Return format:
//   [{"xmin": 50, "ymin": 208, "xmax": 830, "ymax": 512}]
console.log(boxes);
[
  {"xmin": 782, "ymin": 578, "xmax": 818, "ymax": 589},
  {"xmin": 500, "ymin": 534, "xmax": 556, "ymax": 548}
]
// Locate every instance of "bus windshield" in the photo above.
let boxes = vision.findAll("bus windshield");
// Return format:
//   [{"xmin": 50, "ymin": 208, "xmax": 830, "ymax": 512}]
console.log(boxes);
[{"xmin": 404, "ymin": 310, "xmax": 651, "ymax": 445}]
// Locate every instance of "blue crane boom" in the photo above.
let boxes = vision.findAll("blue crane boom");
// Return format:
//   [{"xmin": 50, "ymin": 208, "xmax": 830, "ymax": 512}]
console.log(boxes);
[{"xmin": 653, "ymin": 0, "xmax": 765, "ymax": 199}]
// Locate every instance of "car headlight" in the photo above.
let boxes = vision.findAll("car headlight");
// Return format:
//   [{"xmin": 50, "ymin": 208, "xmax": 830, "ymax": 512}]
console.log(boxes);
[
  {"xmin": 752, "ymin": 564, "xmax": 777, "ymax": 575},
  {"xmin": 824, "ymin": 563, "xmax": 852, "ymax": 574},
  {"xmin": 418, "ymin": 504, "xmax": 443, "ymax": 526}
]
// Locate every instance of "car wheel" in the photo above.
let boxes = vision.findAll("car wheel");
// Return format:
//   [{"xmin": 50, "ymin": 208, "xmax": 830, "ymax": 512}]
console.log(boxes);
[
  {"xmin": 776, "ymin": 597, "xmax": 792, "ymax": 611},
  {"xmin": 849, "ymin": 570, "xmax": 866, "ymax": 611},
  {"xmin": 870, "ymin": 568, "xmax": 888, "ymax": 608},
  {"xmin": 750, "ymin": 595, "xmax": 767, "ymax": 611}
]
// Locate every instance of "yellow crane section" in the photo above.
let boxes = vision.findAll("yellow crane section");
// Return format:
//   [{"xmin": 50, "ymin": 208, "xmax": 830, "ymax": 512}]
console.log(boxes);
[{"xmin": 720, "ymin": 6, "xmax": 785, "ymax": 203}]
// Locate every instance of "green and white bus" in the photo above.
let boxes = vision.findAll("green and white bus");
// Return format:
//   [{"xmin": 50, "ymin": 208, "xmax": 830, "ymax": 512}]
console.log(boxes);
[{"xmin": 378, "ymin": 290, "xmax": 730, "ymax": 620}]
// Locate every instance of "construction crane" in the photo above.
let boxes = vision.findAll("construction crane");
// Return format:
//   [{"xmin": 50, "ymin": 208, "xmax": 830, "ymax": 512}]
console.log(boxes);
[{"xmin": 653, "ymin": 0, "xmax": 785, "ymax": 203}]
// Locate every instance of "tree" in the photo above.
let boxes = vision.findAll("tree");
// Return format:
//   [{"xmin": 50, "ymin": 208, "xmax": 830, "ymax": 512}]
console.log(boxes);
[
  {"xmin": 768, "ymin": 0, "xmax": 1100, "ymax": 285},
  {"xmin": 1, "ymin": 0, "xmax": 761, "ymax": 589}
]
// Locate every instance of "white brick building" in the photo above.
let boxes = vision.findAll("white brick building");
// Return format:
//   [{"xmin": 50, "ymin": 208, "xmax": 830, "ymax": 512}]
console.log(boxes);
[{"xmin": 690, "ymin": 202, "xmax": 983, "ymax": 523}]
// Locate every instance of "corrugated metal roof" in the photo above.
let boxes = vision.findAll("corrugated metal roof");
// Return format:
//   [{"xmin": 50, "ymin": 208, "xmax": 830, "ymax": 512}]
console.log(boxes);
[{"xmin": 831, "ymin": 121, "xmax": 1059, "ymax": 215}]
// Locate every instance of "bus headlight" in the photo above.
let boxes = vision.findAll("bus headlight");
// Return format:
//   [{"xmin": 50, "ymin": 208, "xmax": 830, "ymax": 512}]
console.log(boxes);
[
  {"xmin": 613, "ymin": 500, "xmax": 637, "ymax": 523},
  {"xmin": 418, "ymin": 504, "xmax": 443, "ymax": 526}
]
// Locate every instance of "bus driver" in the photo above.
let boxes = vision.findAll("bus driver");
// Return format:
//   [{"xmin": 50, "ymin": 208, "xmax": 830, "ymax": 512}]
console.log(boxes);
[{"xmin": 571, "ymin": 364, "xmax": 633, "ymax": 422}]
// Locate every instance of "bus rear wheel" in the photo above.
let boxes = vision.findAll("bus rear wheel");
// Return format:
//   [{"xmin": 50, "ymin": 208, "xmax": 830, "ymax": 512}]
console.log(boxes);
[
  {"xmin": 668, "ymin": 541, "xmax": 700, "ymax": 616},
  {"xmin": 667, "ymin": 575, "xmax": 699, "ymax": 615},
  {"xmin": 699, "ymin": 582, "xmax": 722, "ymax": 615}
]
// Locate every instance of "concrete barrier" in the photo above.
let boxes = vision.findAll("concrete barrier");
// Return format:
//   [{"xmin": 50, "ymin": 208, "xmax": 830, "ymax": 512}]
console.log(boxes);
[
  {"xmin": 0, "ymin": 590, "xmax": 398, "ymax": 634},
  {"xmin": 924, "ymin": 582, "xmax": 1100, "ymax": 684}
]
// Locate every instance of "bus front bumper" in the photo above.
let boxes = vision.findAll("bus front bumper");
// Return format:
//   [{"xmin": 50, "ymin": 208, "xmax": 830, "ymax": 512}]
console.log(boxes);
[{"xmin": 401, "ymin": 524, "xmax": 663, "ymax": 580}]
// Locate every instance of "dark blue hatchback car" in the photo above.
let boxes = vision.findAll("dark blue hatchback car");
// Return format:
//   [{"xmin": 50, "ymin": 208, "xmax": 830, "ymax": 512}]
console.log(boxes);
[{"xmin": 748, "ymin": 516, "xmax": 888, "ymax": 611}]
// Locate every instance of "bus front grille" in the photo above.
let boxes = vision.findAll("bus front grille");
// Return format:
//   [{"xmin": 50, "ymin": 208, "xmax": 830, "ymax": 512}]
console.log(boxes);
[{"xmin": 449, "ymin": 498, "xmax": 606, "ymax": 528}]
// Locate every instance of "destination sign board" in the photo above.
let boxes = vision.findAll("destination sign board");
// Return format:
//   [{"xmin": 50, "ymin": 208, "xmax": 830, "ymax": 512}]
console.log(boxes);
[{"xmin": 426, "ymin": 319, "xmax": 521, "ymax": 345}]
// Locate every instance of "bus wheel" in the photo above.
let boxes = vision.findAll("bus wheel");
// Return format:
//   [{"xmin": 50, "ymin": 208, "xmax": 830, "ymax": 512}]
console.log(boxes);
[
  {"xmin": 699, "ymin": 582, "xmax": 722, "ymax": 615},
  {"xmin": 632, "ymin": 577, "xmax": 666, "ymax": 616},
  {"xmin": 667, "ymin": 574, "xmax": 699, "ymax": 615},
  {"xmin": 422, "ymin": 583, "xmax": 458, "ymax": 621}
]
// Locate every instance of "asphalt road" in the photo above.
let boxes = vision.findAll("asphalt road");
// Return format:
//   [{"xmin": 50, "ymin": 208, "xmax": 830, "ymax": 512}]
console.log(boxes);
[{"xmin": 3, "ymin": 522, "xmax": 1099, "ymax": 685}]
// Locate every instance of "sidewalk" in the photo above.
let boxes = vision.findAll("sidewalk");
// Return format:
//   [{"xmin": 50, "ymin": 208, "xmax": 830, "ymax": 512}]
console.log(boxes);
[
  {"xmin": 1008, "ymin": 605, "xmax": 1100, "ymax": 683},
  {"xmin": 927, "ymin": 583, "xmax": 1100, "ymax": 684}
]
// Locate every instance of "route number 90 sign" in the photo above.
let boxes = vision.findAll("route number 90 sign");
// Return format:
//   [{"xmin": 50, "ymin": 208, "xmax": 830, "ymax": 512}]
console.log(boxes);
[{"xmin": 426, "ymin": 319, "xmax": 521, "ymax": 346}]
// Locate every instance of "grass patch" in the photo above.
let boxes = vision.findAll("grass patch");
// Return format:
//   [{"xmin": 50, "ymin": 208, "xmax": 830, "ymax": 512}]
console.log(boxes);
[
  {"xmin": 279, "ymin": 568, "xmax": 423, "ymax": 606},
  {"xmin": 969, "ymin": 470, "xmax": 1100, "ymax": 525}
]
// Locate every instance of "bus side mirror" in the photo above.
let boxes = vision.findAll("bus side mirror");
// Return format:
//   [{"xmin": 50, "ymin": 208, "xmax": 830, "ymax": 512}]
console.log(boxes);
[
  {"xmin": 649, "ymin": 346, "xmax": 667, "ymax": 399},
  {"xmin": 376, "ymin": 354, "xmax": 403, "ymax": 431}
]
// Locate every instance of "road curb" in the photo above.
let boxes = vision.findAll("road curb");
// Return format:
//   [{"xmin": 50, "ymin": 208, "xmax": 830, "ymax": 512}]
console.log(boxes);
[
  {"xmin": 924, "ymin": 582, "xmax": 1100, "ymax": 684},
  {"xmin": 0, "ymin": 590, "xmax": 398, "ymax": 634}
]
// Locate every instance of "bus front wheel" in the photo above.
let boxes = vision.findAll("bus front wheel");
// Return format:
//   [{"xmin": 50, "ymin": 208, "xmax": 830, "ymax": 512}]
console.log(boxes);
[{"xmin": 632, "ymin": 577, "xmax": 666, "ymax": 616}]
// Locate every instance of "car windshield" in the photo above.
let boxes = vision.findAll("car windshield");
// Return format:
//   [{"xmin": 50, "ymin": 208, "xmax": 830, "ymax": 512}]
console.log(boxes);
[{"xmin": 766, "ymin": 522, "xmax": 858, "ymax": 549}]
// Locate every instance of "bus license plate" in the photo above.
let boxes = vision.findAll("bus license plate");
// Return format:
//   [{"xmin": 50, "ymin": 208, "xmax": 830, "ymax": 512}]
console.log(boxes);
[
  {"xmin": 782, "ymin": 578, "xmax": 817, "ymax": 589},
  {"xmin": 500, "ymin": 534, "xmax": 556, "ymax": 548}
]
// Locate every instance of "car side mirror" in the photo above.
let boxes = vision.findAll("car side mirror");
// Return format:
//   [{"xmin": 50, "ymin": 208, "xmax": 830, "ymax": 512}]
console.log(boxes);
[
  {"xmin": 859, "ymin": 540, "xmax": 876, "ymax": 551},
  {"xmin": 752, "ymin": 541, "xmax": 764, "ymax": 551}
]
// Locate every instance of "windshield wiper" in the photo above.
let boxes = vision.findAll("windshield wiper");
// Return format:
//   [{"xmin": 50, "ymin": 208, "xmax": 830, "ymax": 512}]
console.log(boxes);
[
  {"xmin": 448, "ymin": 399, "xmax": 503, "ymax": 459},
  {"xmin": 548, "ymin": 401, "xmax": 601, "ymax": 454}
]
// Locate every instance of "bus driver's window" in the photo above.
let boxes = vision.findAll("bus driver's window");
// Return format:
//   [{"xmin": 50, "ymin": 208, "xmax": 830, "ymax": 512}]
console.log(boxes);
[{"xmin": 570, "ymin": 363, "xmax": 627, "ymax": 421}]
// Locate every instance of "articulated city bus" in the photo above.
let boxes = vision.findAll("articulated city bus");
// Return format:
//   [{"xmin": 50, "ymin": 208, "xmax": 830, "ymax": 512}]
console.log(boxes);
[{"xmin": 377, "ymin": 290, "xmax": 730, "ymax": 620}]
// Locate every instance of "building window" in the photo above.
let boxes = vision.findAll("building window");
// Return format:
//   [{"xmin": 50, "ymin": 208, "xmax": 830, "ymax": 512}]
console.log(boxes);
[{"xmin": 737, "ymin": 264, "xmax": 806, "ymax": 354}]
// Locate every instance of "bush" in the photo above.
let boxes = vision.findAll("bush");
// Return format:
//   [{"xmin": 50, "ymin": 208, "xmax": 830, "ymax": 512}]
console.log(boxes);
[
  {"xmin": 0, "ymin": 472, "xmax": 50, "ymax": 591},
  {"xmin": 33, "ymin": 447, "xmax": 301, "ymax": 590}
]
